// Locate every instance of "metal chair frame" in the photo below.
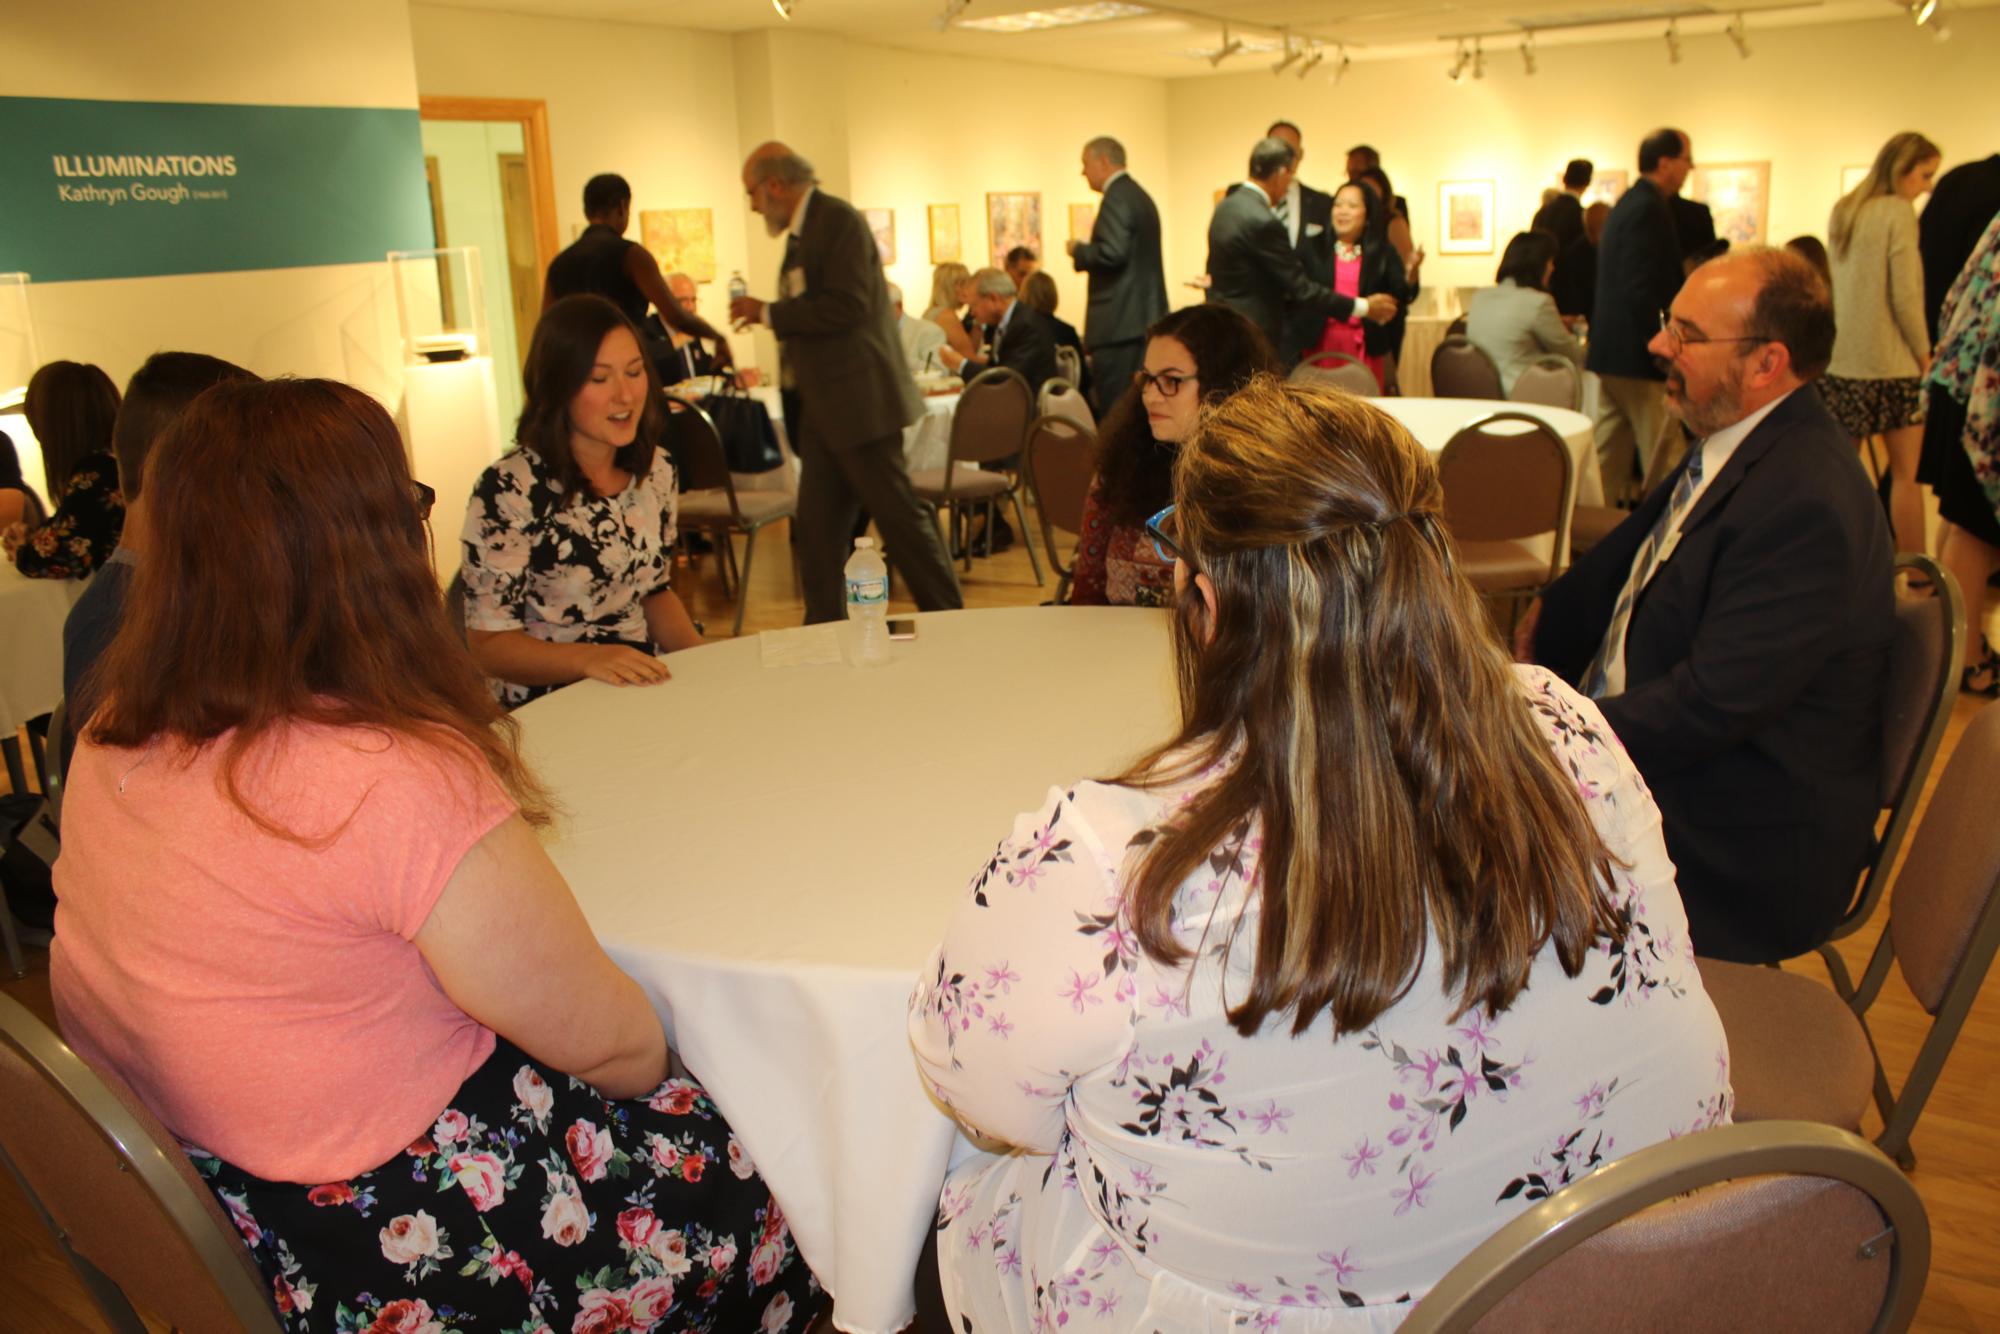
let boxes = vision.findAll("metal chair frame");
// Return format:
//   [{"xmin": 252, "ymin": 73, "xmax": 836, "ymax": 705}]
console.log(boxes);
[
  {"xmin": 1507, "ymin": 355, "xmax": 1584, "ymax": 412},
  {"xmin": 1402, "ymin": 1121, "xmax": 1929, "ymax": 1334},
  {"xmin": 1020, "ymin": 414, "xmax": 1098, "ymax": 604},
  {"xmin": 916, "ymin": 366, "xmax": 1043, "ymax": 586},
  {"xmin": 666, "ymin": 398, "xmax": 799, "ymax": 636},
  {"xmin": 1437, "ymin": 411, "xmax": 1577, "ymax": 588},
  {"xmin": 1289, "ymin": 352, "xmax": 1380, "ymax": 396},
  {"xmin": 1429, "ymin": 334, "xmax": 1506, "ymax": 401}
]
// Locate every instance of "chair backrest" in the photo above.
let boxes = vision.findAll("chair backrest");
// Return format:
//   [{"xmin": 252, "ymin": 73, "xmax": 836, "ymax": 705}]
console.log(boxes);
[
  {"xmin": 1053, "ymin": 343, "xmax": 1082, "ymax": 389},
  {"xmin": 1402, "ymin": 1121, "xmax": 1928, "ymax": 1334},
  {"xmin": 1289, "ymin": 352, "xmax": 1380, "ymax": 396},
  {"xmin": 1037, "ymin": 377, "xmax": 1098, "ymax": 432},
  {"xmin": 1436, "ymin": 412, "xmax": 1574, "ymax": 563},
  {"xmin": 1828, "ymin": 555, "xmax": 1962, "ymax": 944},
  {"xmin": 950, "ymin": 366, "xmax": 1035, "ymax": 468},
  {"xmin": 662, "ymin": 398, "xmax": 743, "ymax": 522},
  {"xmin": 0, "ymin": 993, "xmax": 282, "ymax": 1332},
  {"xmin": 46, "ymin": 696, "xmax": 69, "ymax": 828},
  {"xmin": 1508, "ymin": 356, "xmax": 1583, "ymax": 411},
  {"xmin": 1430, "ymin": 336, "xmax": 1506, "ymax": 400},
  {"xmin": 1447, "ymin": 314, "xmax": 1469, "ymax": 338},
  {"xmin": 1022, "ymin": 415, "xmax": 1098, "ymax": 592}
]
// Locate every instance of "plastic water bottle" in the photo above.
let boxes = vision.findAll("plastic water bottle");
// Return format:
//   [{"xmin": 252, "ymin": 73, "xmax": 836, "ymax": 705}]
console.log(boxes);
[
  {"xmin": 727, "ymin": 271, "xmax": 748, "ymax": 302},
  {"xmin": 844, "ymin": 537, "xmax": 891, "ymax": 666}
]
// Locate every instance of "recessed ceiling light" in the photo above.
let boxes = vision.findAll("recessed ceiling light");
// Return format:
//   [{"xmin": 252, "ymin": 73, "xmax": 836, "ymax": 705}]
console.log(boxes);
[{"xmin": 958, "ymin": 3, "xmax": 1149, "ymax": 32}]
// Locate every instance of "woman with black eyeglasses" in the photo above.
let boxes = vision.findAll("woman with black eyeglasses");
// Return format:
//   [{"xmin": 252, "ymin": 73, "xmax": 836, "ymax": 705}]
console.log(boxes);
[{"xmin": 1068, "ymin": 304, "xmax": 1278, "ymax": 605}]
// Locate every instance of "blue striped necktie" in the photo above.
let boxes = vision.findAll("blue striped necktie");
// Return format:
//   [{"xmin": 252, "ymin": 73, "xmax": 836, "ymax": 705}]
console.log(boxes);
[{"xmin": 1581, "ymin": 444, "xmax": 1707, "ymax": 698}]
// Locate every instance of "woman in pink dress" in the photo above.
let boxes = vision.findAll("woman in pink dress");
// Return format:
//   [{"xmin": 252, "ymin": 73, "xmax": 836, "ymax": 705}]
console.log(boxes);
[{"xmin": 1312, "ymin": 182, "xmax": 1421, "ymax": 391}]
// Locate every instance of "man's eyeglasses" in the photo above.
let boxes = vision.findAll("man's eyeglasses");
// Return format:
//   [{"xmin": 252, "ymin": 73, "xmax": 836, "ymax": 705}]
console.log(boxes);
[
  {"xmin": 412, "ymin": 480, "xmax": 436, "ymax": 523},
  {"xmin": 1145, "ymin": 504, "xmax": 1182, "ymax": 563},
  {"xmin": 1657, "ymin": 310, "xmax": 1770, "ymax": 358},
  {"xmin": 1133, "ymin": 369, "xmax": 1198, "ymax": 399}
]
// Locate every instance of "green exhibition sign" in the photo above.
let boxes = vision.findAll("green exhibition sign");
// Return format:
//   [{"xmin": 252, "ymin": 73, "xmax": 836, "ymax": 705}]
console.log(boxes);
[{"xmin": 0, "ymin": 96, "xmax": 436, "ymax": 283}]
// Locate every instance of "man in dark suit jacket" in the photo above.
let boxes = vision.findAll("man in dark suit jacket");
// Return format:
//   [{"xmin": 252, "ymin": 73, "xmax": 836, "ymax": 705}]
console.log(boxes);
[
  {"xmin": 1919, "ymin": 152, "xmax": 2000, "ymax": 338},
  {"xmin": 1533, "ymin": 159, "xmax": 1594, "ymax": 317},
  {"xmin": 1068, "ymin": 136, "xmax": 1168, "ymax": 417},
  {"xmin": 730, "ymin": 142, "xmax": 962, "ymax": 624},
  {"xmin": 1589, "ymin": 129, "xmax": 1692, "ymax": 494},
  {"xmin": 943, "ymin": 267, "xmax": 1058, "ymax": 395},
  {"xmin": 1206, "ymin": 137, "xmax": 1394, "ymax": 352},
  {"xmin": 1522, "ymin": 249, "xmax": 1893, "ymax": 964},
  {"xmin": 1261, "ymin": 121, "xmax": 1338, "ymax": 366}
]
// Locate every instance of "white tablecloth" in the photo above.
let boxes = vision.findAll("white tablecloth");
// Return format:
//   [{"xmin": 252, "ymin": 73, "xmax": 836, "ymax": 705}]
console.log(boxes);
[
  {"xmin": 0, "ymin": 562, "xmax": 86, "ymax": 733},
  {"xmin": 903, "ymin": 390, "xmax": 960, "ymax": 474},
  {"xmin": 516, "ymin": 606, "xmax": 1176, "ymax": 1333},
  {"xmin": 1397, "ymin": 313, "xmax": 1457, "ymax": 398}
]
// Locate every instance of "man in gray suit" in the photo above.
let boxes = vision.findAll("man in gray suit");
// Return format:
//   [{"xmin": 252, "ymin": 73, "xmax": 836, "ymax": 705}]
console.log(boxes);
[
  {"xmin": 1067, "ymin": 136, "xmax": 1169, "ymax": 417},
  {"xmin": 729, "ymin": 142, "xmax": 962, "ymax": 624},
  {"xmin": 1205, "ymin": 137, "xmax": 1397, "ymax": 351}
]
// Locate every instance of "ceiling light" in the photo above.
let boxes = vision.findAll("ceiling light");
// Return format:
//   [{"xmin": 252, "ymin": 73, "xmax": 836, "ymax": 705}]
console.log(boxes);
[
  {"xmin": 1272, "ymin": 36, "xmax": 1302, "ymax": 73},
  {"xmin": 958, "ymin": 3, "xmax": 1149, "ymax": 33},
  {"xmin": 1664, "ymin": 18, "xmax": 1682, "ymax": 62},
  {"xmin": 1472, "ymin": 38, "xmax": 1486, "ymax": 79},
  {"xmin": 934, "ymin": 0, "xmax": 971, "ymax": 30},
  {"xmin": 1297, "ymin": 44, "xmax": 1324, "ymax": 77},
  {"xmin": 1521, "ymin": 33, "xmax": 1537, "ymax": 74},
  {"xmin": 1932, "ymin": 18, "xmax": 1951, "ymax": 38},
  {"xmin": 1447, "ymin": 39, "xmax": 1468, "ymax": 82},
  {"xmin": 771, "ymin": 0, "xmax": 794, "ymax": 15},
  {"xmin": 1912, "ymin": 0, "xmax": 1938, "ymax": 22},
  {"xmin": 1726, "ymin": 12, "xmax": 1750, "ymax": 55},
  {"xmin": 1208, "ymin": 24, "xmax": 1244, "ymax": 66},
  {"xmin": 1330, "ymin": 45, "xmax": 1351, "ymax": 83}
]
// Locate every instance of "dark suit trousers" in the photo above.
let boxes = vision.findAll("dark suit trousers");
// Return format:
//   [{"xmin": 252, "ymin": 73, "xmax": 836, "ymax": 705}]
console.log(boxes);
[
  {"xmin": 794, "ymin": 417, "xmax": 963, "ymax": 624},
  {"xmin": 1088, "ymin": 340, "xmax": 1143, "ymax": 420}
]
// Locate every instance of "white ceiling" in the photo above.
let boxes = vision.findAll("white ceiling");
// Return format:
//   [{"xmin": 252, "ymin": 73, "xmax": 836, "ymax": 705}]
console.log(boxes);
[{"xmin": 414, "ymin": 0, "xmax": 1982, "ymax": 78}]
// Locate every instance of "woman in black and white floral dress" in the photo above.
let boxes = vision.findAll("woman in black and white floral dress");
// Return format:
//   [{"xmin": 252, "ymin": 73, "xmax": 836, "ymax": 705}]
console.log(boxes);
[
  {"xmin": 911, "ymin": 380, "xmax": 1730, "ymax": 1332},
  {"xmin": 460, "ymin": 295, "xmax": 703, "ymax": 709}
]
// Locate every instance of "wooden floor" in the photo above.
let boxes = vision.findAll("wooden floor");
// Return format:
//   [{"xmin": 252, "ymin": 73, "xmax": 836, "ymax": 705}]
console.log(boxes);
[{"xmin": 5, "ymin": 509, "xmax": 1999, "ymax": 1331}]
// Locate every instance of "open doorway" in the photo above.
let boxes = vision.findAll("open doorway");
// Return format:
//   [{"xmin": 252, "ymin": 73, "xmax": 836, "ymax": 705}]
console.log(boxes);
[{"xmin": 417, "ymin": 97, "xmax": 558, "ymax": 440}]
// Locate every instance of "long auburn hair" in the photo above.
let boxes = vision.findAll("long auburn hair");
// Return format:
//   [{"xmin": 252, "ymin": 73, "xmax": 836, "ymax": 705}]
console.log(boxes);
[
  {"xmin": 517, "ymin": 294, "xmax": 662, "ymax": 506},
  {"xmin": 25, "ymin": 360, "xmax": 120, "ymax": 496},
  {"xmin": 1094, "ymin": 304, "xmax": 1278, "ymax": 528},
  {"xmin": 1117, "ymin": 378, "xmax": 1621, "ymax": 1038},
  {"xmin": 1830, "ymin": 131, "xmax": 1940, "ymax": 258},
  {"xmin": 83, "ymin": 378, "xmax": 552, "ymax": 833}
]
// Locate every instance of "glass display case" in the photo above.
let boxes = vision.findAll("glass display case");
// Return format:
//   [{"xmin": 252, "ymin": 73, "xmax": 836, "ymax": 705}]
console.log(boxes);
[{"xmin": 388, "ymin": 247, "xmax": 488, "ymax": 364}]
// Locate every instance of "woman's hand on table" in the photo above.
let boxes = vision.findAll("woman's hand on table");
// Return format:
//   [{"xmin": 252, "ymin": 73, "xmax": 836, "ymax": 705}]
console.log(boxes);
[{"xmin": 575, "ymin": 643, "xmax": 672, "ymax": 687}]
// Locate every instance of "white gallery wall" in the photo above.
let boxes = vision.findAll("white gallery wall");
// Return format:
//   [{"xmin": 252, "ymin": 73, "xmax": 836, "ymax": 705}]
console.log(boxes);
[
  {"xmin": 1164, "ymin": 9, "xmax": 2000, "ymax": 299},
  {"xmin": 5, "ymin": 0, "xmax": 424, "ymax": 402}
]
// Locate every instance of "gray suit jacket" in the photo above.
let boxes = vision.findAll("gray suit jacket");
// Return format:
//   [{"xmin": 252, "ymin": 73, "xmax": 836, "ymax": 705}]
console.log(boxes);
[
  {"xmin": 1070, "ymin": 173, "xmax": 1168, "ymax": 350},
  {"xmin": 1204, "ymin": 184, "xmax": 1355, "ymax": 349},
  {"xmin": 767, "ymin": 190, "xmax": 922, "ymax": 449}
]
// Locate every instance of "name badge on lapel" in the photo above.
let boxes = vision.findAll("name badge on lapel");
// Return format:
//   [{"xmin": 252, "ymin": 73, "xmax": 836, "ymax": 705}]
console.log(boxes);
[
  {"xmin": 783, "ymin": 266, "xmax": 806, "ymax": 299},
  {"xmin": 1305, "ymin": 222, "xmax": 1325, "ymax": 237}
]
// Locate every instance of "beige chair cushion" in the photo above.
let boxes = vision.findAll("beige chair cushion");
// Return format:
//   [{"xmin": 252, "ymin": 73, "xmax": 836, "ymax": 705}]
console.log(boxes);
[
  {"xmin": 1568, "ymin": 504, "xmax": 1630, "ymax": 554},
  {"xmin": 909, "ymin": 467, "xmax": 1012, "ymax": 502},
  {"xmin": 680, "ymin": 488, "xmax": 794, "ymax": 525},
  {"xmin": 1697, "ymin": 959, "xmax": 1874, "ymax": 1131},
  {"xmin": 1455, "ymin": 539, "xmax": 1552, "ymax": 593}
]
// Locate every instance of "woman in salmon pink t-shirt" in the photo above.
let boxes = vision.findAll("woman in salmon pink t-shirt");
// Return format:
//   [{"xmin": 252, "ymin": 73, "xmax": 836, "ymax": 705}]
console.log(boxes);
[{"xmin": 52, "ymin": 378, "xmax": 818, "ymax": 1332}]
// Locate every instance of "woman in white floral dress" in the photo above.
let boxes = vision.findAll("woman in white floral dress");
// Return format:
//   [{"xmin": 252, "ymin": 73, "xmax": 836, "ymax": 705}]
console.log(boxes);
[{"xmin": 910, "ymin": 378, "xmax": 1732, "ymax": 1331}]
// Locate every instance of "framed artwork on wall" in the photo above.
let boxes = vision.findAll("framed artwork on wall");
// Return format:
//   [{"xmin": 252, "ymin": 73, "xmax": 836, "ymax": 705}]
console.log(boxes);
[
  {"xmin": 1582, "ymin": 170, "xmax": 1627, "ymax": 210},
  {"xmin": 986, "ymin": 191, "xmax": 1043, "ymax": 269},
  {"xmin": 862, "ymin": 207, "xmax": 896, "ymax": 265},
  {"xmin": 1069, "ymin": 202, "xmax": 1097, "ymax": 244},
  {"xmin": 927, "ymin": 204, "xmax": 960, "ymax": 264},
  {"xmin": 640, "ymin": 208, "xmax": 715, "ymax": 282},
  {"xmin": 1437, "ymin": 180, "xmax": 1495, "ymax": 255},
  {"xmin": 1691, "ymin": 161, "xmax": 1771, "ymax": 247}
]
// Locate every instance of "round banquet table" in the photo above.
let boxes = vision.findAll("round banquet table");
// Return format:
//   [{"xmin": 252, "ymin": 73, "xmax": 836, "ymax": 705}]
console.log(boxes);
[{"xmin": 516, "ymin": 605, "xmax": 1177, "ymax": 1334}]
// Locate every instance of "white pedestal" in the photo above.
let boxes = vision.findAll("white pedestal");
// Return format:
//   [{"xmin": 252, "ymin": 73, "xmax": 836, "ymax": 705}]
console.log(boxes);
[{"xmin": 402, "ymin": 356, "xmax": 503, "ymax": 584}]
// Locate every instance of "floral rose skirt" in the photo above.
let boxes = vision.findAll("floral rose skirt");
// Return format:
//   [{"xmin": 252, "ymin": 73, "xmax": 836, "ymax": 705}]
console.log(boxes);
[{"xmin": 189, "ymin": 1038, "xmax": 820, "ymax": 1333}]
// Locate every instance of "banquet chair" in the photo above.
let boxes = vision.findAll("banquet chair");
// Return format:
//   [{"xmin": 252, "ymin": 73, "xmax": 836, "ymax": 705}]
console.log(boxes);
[
  {"xmin": 1700, "ymin": 694, "xmax": 2000, "ymax": 1170},
  {"xmin": 1038, "ymin": 377, "xmax": 1097, "ymax": 432},
  {"xmin": 1288, "ymin": 352, "xmax": 1379, "ymax": 396},
  {"xmin": 0, "ymin": 992, "xmax": 283, "ymax": 1333},
  {"xmin": 911, "ymin": 367, "xmax": 1042, "ymax": 585},
  {"xmin": 1436, "ymin": 413, "xmax": 1574, "ymax": 602},
  {"xmin": 1811, "ymin": 555, "xmax": 1962, "ymax": 993},
  {"xmin": 666, "ymin": 399, "xmax": 799, "ymax": 636},
  {"xmin": 1567, "ymin": 424, "xmax": 1687, "ymax": 553},
  {"xmin": 1021, "ymin": 414, "xmax": 1098, "ymax": 603},
  {"xmin": 1508, "ymin": 356, "xmax": 1583, "ymax": 411},
  {"xmin": 1401, "ymin": 1121, "xmax": 1928, "ymax": 1334},
  {"xmin": 1429, "ymin": 336, "xmax": 1506, "ymax": 400},
  {"xmin": 1054, "ymin": 344, "xmax": 1083, "ymax": 390}
]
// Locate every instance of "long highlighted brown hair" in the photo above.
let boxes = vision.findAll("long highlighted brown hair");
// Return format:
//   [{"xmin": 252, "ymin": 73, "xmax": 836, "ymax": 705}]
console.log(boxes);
[
  {"xmin": 1118, "ymin": 378, "xmax": 1620, "ymax": 1037},
  {"xmin": 83, "ymin": 378, "xmax": 551, "ymax": 832}
]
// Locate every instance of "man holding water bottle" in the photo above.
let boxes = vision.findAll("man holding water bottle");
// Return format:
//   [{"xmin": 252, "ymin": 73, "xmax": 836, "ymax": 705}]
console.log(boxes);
[{"xmin": 729, "ymin": 142, "xmax": 963, "ymax": 624}]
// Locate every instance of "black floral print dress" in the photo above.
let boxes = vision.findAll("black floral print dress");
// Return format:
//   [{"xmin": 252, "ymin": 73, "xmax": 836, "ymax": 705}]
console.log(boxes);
[
  {"xmin": 458, "ymin": 448, "xmax": 678, "ymax": 709},
  {"xmin": 9, "ymin": 449, "xmax": 123, "ymax": 578}
]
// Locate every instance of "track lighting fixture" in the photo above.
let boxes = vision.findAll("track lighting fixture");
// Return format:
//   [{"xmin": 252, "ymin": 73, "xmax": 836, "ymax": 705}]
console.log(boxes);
[
  {"xmin": 1472, "ymin": 37, "xmax": 1486, "ymax": 79},
  {"xmin": 1664, "ymin": 18, "xmax": 1682, "ymax": 63},
  {"xmin": 1272, "ymin": 35, "xmax": 1302, "ymax": 74},
  {"xmin": 1725, "ymin": 12, "xmax": 1750, "ymax": 55},
  {"xmin": 1208, "ymin": 24, "xmax": 1244, "ymax": 66},
  {"xmin": 1446, "ymin": 39, "xmax": 1469, "ymax": 82},
  {"xmin": 1520, "ymin": 32, "xmax": 1537, "ymax": 74},
  {"xmin": 771, "ymin": 0, "xmax": 795, "ymax": 18},
  {"xmin": 1331, "ymin": 45, "xmax": 1351, "ymax": 83},
  {"xmin": 933, "ymin": 0, "xmax": 971, "ymax": 31},
  {"xmin": 1297, "ymin": 44, "xmax": 1324, "ymax": 77},
  {"xmin": 1912, "ymin": 0, "xmax": 1938, "ymax": 22}
]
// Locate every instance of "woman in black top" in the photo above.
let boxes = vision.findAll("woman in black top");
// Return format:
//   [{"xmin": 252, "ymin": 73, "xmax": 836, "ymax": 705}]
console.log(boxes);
[{"xmin": 2, "ymin": 361, "xmax": 123, "ymax": 579}]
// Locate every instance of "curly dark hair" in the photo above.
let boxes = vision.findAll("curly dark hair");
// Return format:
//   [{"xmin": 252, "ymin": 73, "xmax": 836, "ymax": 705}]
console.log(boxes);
[{"xmin": 1094, "ymin": 304, "xmax": 1279, "ymax": 528}]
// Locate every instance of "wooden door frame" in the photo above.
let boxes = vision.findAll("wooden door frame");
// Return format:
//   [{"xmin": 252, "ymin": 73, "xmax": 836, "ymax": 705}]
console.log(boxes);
[{"xmin": 417, "ymin": 96, "xmax": 560, "ymax": 276}]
